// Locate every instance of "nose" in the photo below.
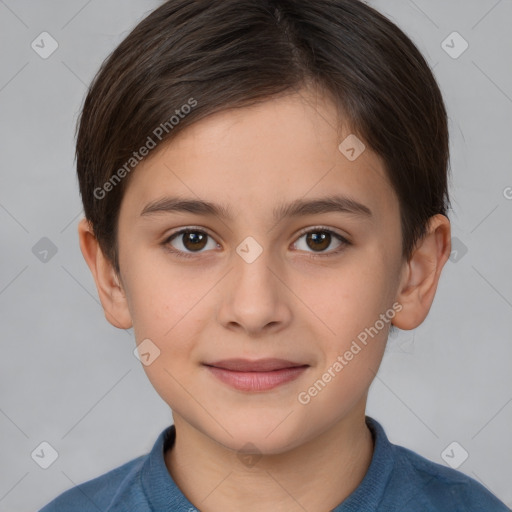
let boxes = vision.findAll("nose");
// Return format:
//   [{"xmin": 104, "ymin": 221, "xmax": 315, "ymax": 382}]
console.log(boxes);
[{"xmin": 216, "ymin": 246, "xmax": 293, "ymax": 337}]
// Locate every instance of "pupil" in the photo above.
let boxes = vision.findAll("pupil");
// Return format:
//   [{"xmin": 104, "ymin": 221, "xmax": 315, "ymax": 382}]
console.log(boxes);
[
  {"xmin": 184, "ymin": 232, "xmax": 206, "ymax": 251},
  {"xmin": 307, "ymin": 232, "xmax": 330, "ymax": 251}
]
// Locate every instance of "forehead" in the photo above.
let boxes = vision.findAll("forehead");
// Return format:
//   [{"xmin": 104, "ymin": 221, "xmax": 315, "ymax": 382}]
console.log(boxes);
[{"xmin": 119, "ymin": 89, "xmax": 398, "ymax": 225}]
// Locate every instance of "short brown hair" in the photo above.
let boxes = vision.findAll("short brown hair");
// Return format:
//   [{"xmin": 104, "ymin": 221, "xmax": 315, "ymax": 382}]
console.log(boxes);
[{"xmin": 76, "ymin": 0, "xmax": 450, "ymax": 275}]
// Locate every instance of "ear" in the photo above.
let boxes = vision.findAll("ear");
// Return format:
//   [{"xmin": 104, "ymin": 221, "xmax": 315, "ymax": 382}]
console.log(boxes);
[
  {"xmin": 392, "ymin": 214, "xmax": 451, "ymax": 330},
  {"xmin": 77, "ymin": 218, "xmax": 133, "ymax": 330}
]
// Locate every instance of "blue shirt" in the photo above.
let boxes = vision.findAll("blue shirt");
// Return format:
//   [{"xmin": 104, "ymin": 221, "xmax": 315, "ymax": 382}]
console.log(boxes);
[{"xmin": 39, "ymin": 416, "xmax": 509, "ymax": 511}]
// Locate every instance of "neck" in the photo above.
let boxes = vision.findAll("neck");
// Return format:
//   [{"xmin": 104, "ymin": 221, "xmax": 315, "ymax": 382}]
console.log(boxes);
[{"xmin": 165, "ymin": 402, "xmax": 374, "ymax": 512}]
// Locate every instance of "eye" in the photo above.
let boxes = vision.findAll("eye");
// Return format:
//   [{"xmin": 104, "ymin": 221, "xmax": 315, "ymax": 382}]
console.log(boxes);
[
  {"xmin": 292, "ymin": 227, "xmax": 350, "ymax": 257},
  {"xmin": 162, "ymin": 226, "xmax": 350, "ymax": 259},
  {"xmin": 163, "ymin": 228, "xmax": 219, "ymax": 258}
]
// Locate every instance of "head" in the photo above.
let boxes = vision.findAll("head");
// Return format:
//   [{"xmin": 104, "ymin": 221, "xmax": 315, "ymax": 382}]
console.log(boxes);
[{"xmin": 77, "ymin": 0, "xmax": 451, "ymax": 453}]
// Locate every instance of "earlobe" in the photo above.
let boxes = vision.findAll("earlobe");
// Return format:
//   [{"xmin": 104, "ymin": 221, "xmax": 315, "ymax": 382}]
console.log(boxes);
[
  {"xmin": 77, "ymin": 218, "xmax": 133, "ymax": 330},
  {"xmin": 392, "ymin": 214, "xmax": 451, "ymax": 330}
]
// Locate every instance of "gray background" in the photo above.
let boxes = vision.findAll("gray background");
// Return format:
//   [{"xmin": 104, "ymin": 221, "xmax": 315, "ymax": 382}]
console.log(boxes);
[{"xmin": 0, "ymin": 0, "xmax": 511, "ymax": 510}]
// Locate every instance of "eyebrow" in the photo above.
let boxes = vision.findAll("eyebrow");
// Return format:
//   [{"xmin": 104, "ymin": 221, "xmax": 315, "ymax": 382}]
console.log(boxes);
[{"xmin": 140, "ymin": 194, "xmax": 373, "ymax": 221}]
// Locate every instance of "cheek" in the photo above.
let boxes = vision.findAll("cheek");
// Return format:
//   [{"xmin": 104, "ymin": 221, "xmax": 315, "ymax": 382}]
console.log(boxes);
[
  {"xmin": 124, "ymin": 254, "xmax": 213, "ymax": 369},
  {"xmin": 296, "ymin": 251, "xmax": 394, "ymax": 340},
  {"xmin": 125, "ymin": 248, "xmax": 210, "ymax": 335},
  {"xmin": 293, "ymin": 250, "xmax": 396, "ymax": 405},
  {"xmin": 133, "ymin": 306, "xmax": 204, "ymax": 413}
]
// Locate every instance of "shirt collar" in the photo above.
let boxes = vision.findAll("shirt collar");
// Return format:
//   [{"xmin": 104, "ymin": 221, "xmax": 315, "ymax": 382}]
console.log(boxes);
[
  {"xmin": 333, "ymin": 416, "xmax": 396, "ymax": 511},
  {"xmin": 141, "ymin": 424, "xmax": 197, "ymax": 510},
  {"xmin": 141, "ymin": 415, "xmax": 394, "ymax": 511}
]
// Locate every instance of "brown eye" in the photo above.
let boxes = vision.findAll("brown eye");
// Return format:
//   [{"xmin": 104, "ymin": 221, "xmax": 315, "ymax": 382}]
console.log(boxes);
[
  {"xmin": 181, "ymin": 231, "xmax": 208, "ymax": 251},
  {"xmin": 294, "ymin": 228, "xmax": 349, "ymax": 256},
  {"xmin": 165, "ymin": 229, "xmax": 218, "ymax": 257},
  {"xmin": 305, "ymin": 232, "xmax": 331, "ymax": 251}
]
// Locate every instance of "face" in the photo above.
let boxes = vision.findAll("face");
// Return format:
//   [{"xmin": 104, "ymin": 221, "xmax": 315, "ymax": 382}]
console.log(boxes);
[{"xmin": 115, "ymin": 87, "xmax": 406, "ymax": 454}]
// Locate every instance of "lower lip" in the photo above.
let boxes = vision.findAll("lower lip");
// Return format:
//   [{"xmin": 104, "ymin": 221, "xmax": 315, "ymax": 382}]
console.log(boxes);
[{"xmin": 205, "ymin": 365, "xmax": 308, "ymax": 392}]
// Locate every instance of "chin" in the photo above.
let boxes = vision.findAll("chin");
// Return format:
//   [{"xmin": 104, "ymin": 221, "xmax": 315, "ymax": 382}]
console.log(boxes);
[{"xmin": 206, "ymin": 419, "xmax": 311, "ymax": 456}]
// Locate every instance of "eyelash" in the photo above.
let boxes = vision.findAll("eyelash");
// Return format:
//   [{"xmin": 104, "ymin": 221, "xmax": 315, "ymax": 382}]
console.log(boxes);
[{"xmin": 162, "ymin": 226, "xmax": 351, "ymax": 260}]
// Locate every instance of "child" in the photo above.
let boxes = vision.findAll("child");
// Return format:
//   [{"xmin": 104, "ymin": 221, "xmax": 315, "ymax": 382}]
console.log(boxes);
[{"xmin": 40, "ymin": 0, "xmax": 509, "ymax": 510}]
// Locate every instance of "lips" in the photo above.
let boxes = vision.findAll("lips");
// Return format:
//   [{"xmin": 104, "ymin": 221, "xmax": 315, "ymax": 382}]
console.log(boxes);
[
  {"xmin": 203, "ymin": 358, "xmax": 309, "ymax": 392},
  {"xmin": 204, "ymin": 358, "xmax": 308, "ymax": 372}
]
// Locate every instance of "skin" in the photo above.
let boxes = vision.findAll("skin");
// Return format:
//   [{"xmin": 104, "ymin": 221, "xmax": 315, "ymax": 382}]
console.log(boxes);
[{"xmin": 78, "ymin": 85, "xmax": 451, "ymax": 512}]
